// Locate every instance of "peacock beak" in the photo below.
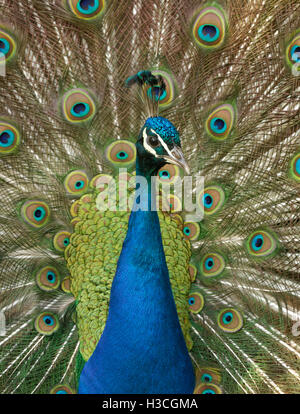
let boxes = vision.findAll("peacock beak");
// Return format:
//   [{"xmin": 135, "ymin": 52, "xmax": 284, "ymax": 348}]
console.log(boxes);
[{"xmin": 162, "ymin": 145, "xmax": 190, "ymax": 175}]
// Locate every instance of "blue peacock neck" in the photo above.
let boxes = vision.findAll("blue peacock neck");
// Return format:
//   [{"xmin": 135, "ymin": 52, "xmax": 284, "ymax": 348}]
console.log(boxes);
[{"xmin": 78, "ymin": 153, "xmax": 195, "ymax": 394}]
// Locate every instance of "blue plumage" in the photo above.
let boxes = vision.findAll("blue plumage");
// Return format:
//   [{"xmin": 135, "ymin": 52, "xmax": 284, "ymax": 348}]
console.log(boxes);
[
  {"xmin": 79, "ymin": 117, "xmax": 195, "ymax": 394},
  {"xmin": 145, "ymin": 117, "xmax": 181, "ymax": 147},
  {"xmin": 79, "ymin": 208, "xmax": 195, "ymax": 394}
]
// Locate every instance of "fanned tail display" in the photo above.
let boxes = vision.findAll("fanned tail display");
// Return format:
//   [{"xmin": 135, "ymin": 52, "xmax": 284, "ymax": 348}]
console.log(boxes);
[{"xmin": 0, "ymin": 0, "xmax": 300, "ymax": 394}]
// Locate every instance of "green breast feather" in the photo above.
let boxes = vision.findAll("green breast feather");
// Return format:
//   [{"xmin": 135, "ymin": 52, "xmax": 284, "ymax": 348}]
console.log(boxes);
[{"xmin": 66, "ymin": 171, "xmax": 194, "ymax": 361}]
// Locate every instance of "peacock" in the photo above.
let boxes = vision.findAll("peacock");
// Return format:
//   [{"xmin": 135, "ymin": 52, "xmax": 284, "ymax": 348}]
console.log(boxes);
[{"xmin": 0, "ymin": 0, "xmax": 300, "ymax": 395}]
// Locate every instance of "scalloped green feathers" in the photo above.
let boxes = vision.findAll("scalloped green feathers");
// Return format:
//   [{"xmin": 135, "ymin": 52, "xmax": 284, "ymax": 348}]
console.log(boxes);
[
  {"xmin": 245, "ymin": 229, "xmax": 279, "ymax": 258},
  {"xmin": 66, "ymin": 172, "xmax": 194, "ymax": 360},
  {"xmin": 67, "ymin": 0, "xmax": 106, "ymax": 20},
  {"xmin": 61, "ymin": 89, "xmax": 96, "ymax": 123},
  {"xmin": 0, "ymin": 28, "xmax": 17, "ymax": 62},
  {"xmin": 192, "ymin": 5, "xmax": 227, "ymax": 49},
  {"xmin": 0, "ymin": 121, "xmax": 20, "ymax": 155},
  {"xmin": 205, "ymin": 103, "xmax": 236, "ymax": 141}
]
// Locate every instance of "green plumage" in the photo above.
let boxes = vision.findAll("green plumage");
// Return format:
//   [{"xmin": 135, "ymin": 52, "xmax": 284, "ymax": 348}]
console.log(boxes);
[{"xmin": 0, "ymin": 0, "xmax": 300, "ymax": 394}]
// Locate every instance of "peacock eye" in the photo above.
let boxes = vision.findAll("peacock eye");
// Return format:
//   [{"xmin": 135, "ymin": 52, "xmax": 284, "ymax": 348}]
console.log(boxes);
[
  {"xmin": 192, "ymin": 6, "xmax": 226, "ymax": 49},
  {"xmin": 62, "ymin": 89, "xmax": 96, "ymax": 123},
  {"xmin": 194, "ymin": 383, "xmax": 222, "ymax": 394},
  {"xmin": 0, "ymin": 29, "xmax": 16, "ymax": 62},
  {"xmin": 290, "ymin": 153, "xmax": 300, "ymax": 182},
  {"xmin": 198, "ymin": 368, "xmax": 222, "ymax": 385},
  {"xmin": 61, "ymin": 277, "xmax": 72, "ymax": 294},
  {"xmin": 206, "ymin": 104, "xmax": 235, "ymax": 141},
  {"xmin": 246, "ymin": 229, "xmax": 277, "ymax": 257},
  {"xmin": 199, "ymin": 186, "xmax": 225, "ymax": 215},
  {"xmin": 53, "ymin": 231, "xmax": 71, "ymax": 252},
  {"xmin": 21, "ymin": 200, "xmax": 50, "ymax": 228},
  {"xmin": 201, "ymin": 374, "xmax": 213, "ymax": 383},
  {"xmin": 35, "ymin": 312, "xmax": 59, "ymax": 335},
  {"xmin": 183, "ymin": 221, "xmax": 201, "ymax": 241},
  {"xmin": 217, "ymin": 308, "xmax": 243, "ymax": 333},
  {"xmin": 200, "ymin": 253, "xmax": 225, "ymax": 278},
  {"xmin": 145, "ymin": 70, "xmax": 176, "ymax": 108},
  {"xmin": 64, "ymin": 170, "xmax": 89, "ymax": 196},
  {"xmin": 147, "ymin": 135, "xmax": 160, "ymax": 147},
  {"xmin": 286, "ymin": 35, "xmax": 300, "ymax": 71},
  {"xmin": 188, "ymin": 264, "xmax": 197, "ymax": 282},
  {"xmin": 68, "ymin": 0, "xmax": 105, "ymax": 19},
  {"xmin": 157, "ymin": 164, "xmax": 180, "ymax": 183},
  {"xmin": 188, "ymin": 292, "xmax": 204, "ymax": 314},
  {"xmin": 36, "ymin": 266, "xmax": 60, "ymax": 291},
  {"xmin": 50, "ymin": 385, "xmax": 74, "ymax": 394},
  {"xmin": 106, "ymin": 140, "xmax": 136, "ymax": 166},
  {"xmin": 0, "ymin": 122, "xmax": 20, "ymax": 155}
]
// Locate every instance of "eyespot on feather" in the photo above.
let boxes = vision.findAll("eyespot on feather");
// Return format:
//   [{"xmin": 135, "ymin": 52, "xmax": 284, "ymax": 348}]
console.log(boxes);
[
  {"xmin": 217, "ymin": 308, "xmax": 243, "ymax": 333},
  {"xmin": 286, "ymin": 34, "xmax": 300, "ymax": 70},
  {"xmin": 90, "ymin": 174, "xmax": 114, "ymax": 190},
  {"xmin": 70, "ymin": 200, "xmax": 81, "ymax": 217},
  {"xmin": 200, "ymin": 253, "xmax": 225, "ymax": 277},
  {"xmin": 188, "ymin": 292, "xmax": 204, "ymax": 313},
  {"xmin": 183, "ymin": 222, "xmax": 200, "ymax": 241},
  {"xmin": 105, "ymin": 140, "xmax": 136, "ymax": 166},
  {"xmin": 0, "ymin": 122, "xmax": 20, "ymax": 155},
  {"xmin": 166, "ymin": 194, "xmax": 182, "ymax": 213},
  {"xmin": 205, "ymin": 104, "xmax": 235, "ymax": 140},
  {"xmin": 197, "ymin": 367, "xmax": 222, "ymax": 385},
  {"xmin": 146, "ymin": 70, "xmax": 176, "ymax": 108},
  {"xmin": 194, "ymin": 383, "xmax": 222, "ymax": 394},
  {"xmin": 64, "ymin": 170, "xmax": 89, "ymax": 196},
  {"xmin": 198, "ymin": 186, "xmax": 225, "ymax": 215},
  {"xmin": 0, "ymin": 29, "xmax": 17, "ymax": 62},
  {"xmin": 67, "ymin": 0, "xmax": 105, "ymax": 20},
  {"xmin": 34, "ymin": 312, "xmax": 59, "ymax": 335},
  {"xmin": 53, "ymin": 231, "xmax": 71, "ymax": 252},
  {"xmin": 289, "ymin": 153, "xmax": 300, "ymax": 182},
  {"xmin": 188, "ymin": 264, "xmax": 197, "ymax": 282},
  {"xmin": 192, "ymin": 6, "xmax": 226, "ymax": 49},
  {"xmin": 36, "ymin": 266, "xmax": 60, "ymax": 292},
  {"xmin": 246, "ymin": 230, "xmax": 278, "ymax": 258},
  {"xmin": 62, "ymin": 89, "xmax": 96, "ymax": 123},
  {"xmin": 61, "ymin": 277, "xmax": 72, "ymax": 294},
  {"xmin": 21, "ymin": 200, "xmax": 50, "ymax": 228},
  {"xmin": 157, "ymin": 164, "xmax": 180, "ymax": 183},
  {"xmin": 50, "ymin": 384, "xmax": 75, "ymax": 394}
]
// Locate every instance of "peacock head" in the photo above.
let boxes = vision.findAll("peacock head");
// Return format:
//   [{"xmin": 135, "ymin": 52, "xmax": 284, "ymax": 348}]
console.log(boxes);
[{"xmin": 136, "ymin": 116, "xmax": 190, "ymax": 177}]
